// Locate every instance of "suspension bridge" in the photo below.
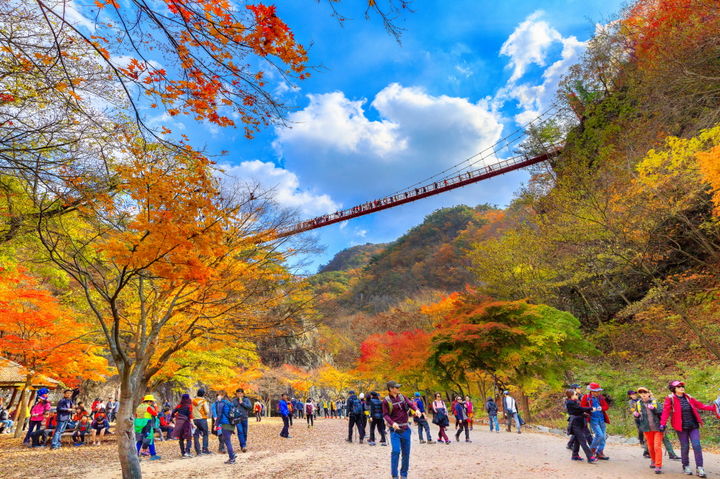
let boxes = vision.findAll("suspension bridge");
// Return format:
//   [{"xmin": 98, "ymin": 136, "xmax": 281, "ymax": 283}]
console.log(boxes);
[{"xmin": 276, "ymin": 105, "xmax": 564, "ymax": 238}]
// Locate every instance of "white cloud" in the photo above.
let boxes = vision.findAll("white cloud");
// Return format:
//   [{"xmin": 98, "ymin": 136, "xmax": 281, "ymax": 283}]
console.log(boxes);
[
  {"xmin": 220, "ymin": 160, "xmax": 340, "ymax": 217},
  {"xmin": 499, "ymin": 11, "xmax": 562, "ymax": 83},
  {"xmin": 497, "ymin": 12, "xmax": 586, "ymax": 124},
  {"xmin": 273, "ymin": 84, "xmax": 503, "ymax": 203}
]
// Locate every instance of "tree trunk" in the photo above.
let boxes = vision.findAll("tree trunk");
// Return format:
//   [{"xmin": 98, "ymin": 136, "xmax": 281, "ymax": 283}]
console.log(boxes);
[
  {"xmin": 13, "ymin": 375, "xmax": 32, "ymax": 438},
  {"xmin": 519, "ymin": 390, "xmax": 531, "ymax": 422},
  {"xmin": 117, "ymin": 367, "xmax": 143, "ymax": 479}
]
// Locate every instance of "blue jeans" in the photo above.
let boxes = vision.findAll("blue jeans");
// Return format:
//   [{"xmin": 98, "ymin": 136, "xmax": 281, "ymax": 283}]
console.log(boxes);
[
  {"xmin": 590, "ymin": 419, "xmax": 606, "ymax": 453},
  {"xmin": 416, "ymin": 417, "xmax": 431, "ymax": 441},
  {"xmin": 51, "ymin": 420, "xmax": 70, "ymax": 448},
  {"xmin": 489, "ymin": 415, "xmax": 499, "ymax": 431},
  {"xmin": 389, "ymin": 427, "xmax": 411, "ymax": 478},
  {"xmin": 222, "ymin": 429, "xmax": 235, "ymax": 460},
  {"xmin": 235, "ymin": 418, "xmax": 248, "ymax": 448}
]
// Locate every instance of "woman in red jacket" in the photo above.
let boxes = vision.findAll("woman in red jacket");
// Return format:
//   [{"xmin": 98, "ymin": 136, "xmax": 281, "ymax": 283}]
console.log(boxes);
[{"xmin": 660, "ymin": 380, "xmax": 717, "ymax": 478}]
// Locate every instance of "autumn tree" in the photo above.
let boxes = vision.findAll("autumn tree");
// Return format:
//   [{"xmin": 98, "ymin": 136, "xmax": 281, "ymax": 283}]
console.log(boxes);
[
  {"xmin": 34, "ymin": 140, "xmax": 310, "ymax": 479},
  {"xmin": 0, "ymin": 265, "xmax": 110, "ymax": 436},
  {"xmin": 425, "ymin": 292, "xmax": 593, "ymax": 418}
]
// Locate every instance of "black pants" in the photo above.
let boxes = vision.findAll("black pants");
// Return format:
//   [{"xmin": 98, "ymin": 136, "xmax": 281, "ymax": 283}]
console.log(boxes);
[
  {"xmin": 348, "ymin": 414, "xmax": 365, "ymax": 441},
  {"xmin": 455, "ymin": 420, "xmax": 470, "ymax": 441},
  {"xmin": 369, "ymin": 418, "xmax": 386, "ymax": 443},
  {"xmin": 280, "ymin": 415, "xmax": 290, "ymax": 437},
  {"xmin": 193, "ymin": 418, "xmax": 209, "ymax": 454},
  {"xmin": 24, "ymin": 420, "xmax": 42, "ymax": 443},
  {"xmin": 306, "ymin": 414, "xmax": 314, "ymax": 427},
  {"xmin": 31, "ymin": 429, "xmax": 49, "ymax": 446},
  {"xmin": 178, "ymin": 437, "xmax": 192, "ymax": 455},
  {"xmin": 288, "ymin": 414, "xmax": 293, "ymax": 426},
  {"xmin": 571, "ymin": 422, "xmax": 593, "ymax": 459},
  {"xmin": 255, "ymin": 412, "xmax": 262, "ymax": 422},
  {"xmin": 73, "ymin": 430, "xmax": 86, "ymax": 443}
]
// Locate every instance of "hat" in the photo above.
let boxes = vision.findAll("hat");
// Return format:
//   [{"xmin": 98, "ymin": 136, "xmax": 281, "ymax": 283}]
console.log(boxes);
[
  {"xmin": 197, "ymin": 389, "xmax": 206, "ymax": 397},
  {"xmin": 348, "ymin": 390, "xmax": 356, "ymax": 395},
  {"xmin": 569, "ymin": 383, "xmax": 580, "ymax": 389},
  {"xmin": 503, "ymin": 390, "xmax": 510, "ymax": 395},
  {"xmin": 143, "ymin": 394, "xmax": 156, "ymax": 402},
  {"xmin": 414, "ymin": 392, "xmax": 421, "ymax": 397},
  {"xmin": 359, "ymin": 393, "xmax": 365, "ymax": 399},
  {"xmin": 587, "ymin": 382, "xmax": 603, "ymax": 392},
  {"xmin": 627, "ymin": 389, "xmax": 637, "ymax": 396},
  {"xmin": 636, "ymin": 387, "xmax": 650, "ymax": 394},
  {"xmin": 386, "ymin": 381, "xmax": 402, "ymax": 390},
  {"xmin": 668, "ymin": 380, "xmax": 685, "ymax": 391},
  {"xmin": 37, "ymin": 387, "xmax": 49, "ymax": 398}
]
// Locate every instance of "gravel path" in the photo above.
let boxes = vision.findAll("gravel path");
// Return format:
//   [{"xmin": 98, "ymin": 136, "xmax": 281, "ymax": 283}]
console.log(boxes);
[{"xmin": 3, "ymin": 417, "xmax": 719, "ymax": 478}]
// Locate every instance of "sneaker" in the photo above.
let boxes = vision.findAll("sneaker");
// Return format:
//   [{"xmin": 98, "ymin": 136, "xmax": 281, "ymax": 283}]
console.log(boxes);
[
  {"xmin": 419, "ymin": 440, "xmax": 426, "ymax": 444},
  {"xmin": 224, "ymin": 458, "xmax": 236, "ymax": 464},
  {"xmin": 644, "ymin": 451, "xmax": 651, "ymax": 458},
  {"xmin": 588, "ymin": 456, "xmax": 598, "ymax": 464},
  {"xmin": 202, "ymin": 450, "xmax": 212, "ymax": 455},
  {"xmin": 696, "ymin": 467, "xmax": 706, "ymax": 478},
  {"xmin": 684, "ymin": 466, "xmax": 693, "ymax": 475},
  {"xmin": 669, "ymin": 454, "xmax": 681, "ymax": 461},
  {"xmin": 150, "ymin": 455, "xmax": 162, "ymax": 461},
  {"xmin": 359, "ymin": 439, "xmax": 364, "ymax": 444},
  {"xmin": 465, "ymin": 439, "xmax": 472, "ymax": 443},
  {"xmin": 427, "ymin": 440, "xmax": 435, "ymax": 444},
  {"xmin": 655, "ymin": 467, "xmax": 662, "ymax": 474},
  {"xmin": 597, "ymin": 453, "xmax": 610, "ymax": 460},
  {"xmin": 368, "ymin": 441, "xmax": 376, "ymax": 446},
  {"xmin": 241, "ymin": 448, "xmax": 247, "ymax": 453},
  {"xmin": 571, "ymin": 455, "xmax": 584, "ymax": 461},
  {"xmin": 345, "ymin": 438, "xmax": 352, "ymax": 443}
]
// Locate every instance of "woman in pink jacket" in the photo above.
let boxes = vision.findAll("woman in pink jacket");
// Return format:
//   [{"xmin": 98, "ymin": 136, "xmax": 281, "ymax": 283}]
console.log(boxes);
[
  {"xmin": 660, "ymin": 380, "xmax": 718, "ymax": 478},
  {"xmin": 23, "ymin": 388, "xmax": 51, "ymax": 445}
]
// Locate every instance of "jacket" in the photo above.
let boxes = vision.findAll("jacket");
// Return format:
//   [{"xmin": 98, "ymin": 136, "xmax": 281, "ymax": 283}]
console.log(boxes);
[
  {"xmin": 454, "ymin": 401, "xmax": 468, "ymax": 421},
  {"xmin": 660, "ymin": 394, "xmax": 716, "ymax": 431},
  {"xmin": 56, "ymin": 398, "xmax": 74, "ymax": 422},
  {"xmin": 635, "ymin": 398, "xmax": 663, "ymax": 432},
  {"xmin": 30, "ymin": 399, "xmax": 51, "ymax": 421},
  {"xmin": 580, "ymin": 394, "xmax": 610, "ymax": 424},
  {"xmin": 369, "ymin": 397, "xmax": 384, "ymax": 419},
  {"xmin": 217, "ymin": 399, "xmax": 234, "ymax": 426},
  {"xmin": 485, "ymin": 399, "xmax": 498, "ymax": 415},
  {"xmin": 278, "ymin": 399, "xmax": 290, "ymax": 417},
  {"xmin": 232, "ymin": 397, "xmax": 252, "ymax": 419},
  {"xmin": 347, "ymin": 394, "xmax": 362, "ymax": 417},
  {"xmin": 565, "ymin": 399, "xmax": 592, "ymax": 429}
]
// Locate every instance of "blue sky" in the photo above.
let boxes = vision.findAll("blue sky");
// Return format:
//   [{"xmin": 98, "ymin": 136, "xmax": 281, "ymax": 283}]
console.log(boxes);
[{"xmin": 76, "ymin": 0, "xmax": 627, "ymax": 273}]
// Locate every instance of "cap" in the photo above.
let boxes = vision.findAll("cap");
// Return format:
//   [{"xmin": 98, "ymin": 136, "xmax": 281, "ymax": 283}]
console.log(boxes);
[
  {"xmin": 668, "ymin": 380, "xmax": 685, "ymax": 391},
  {"xmin": 503, "ymin": 390, "xmax": 510, "ymax": 395},
  {"xmin": 359, "ymin": 393, "xmax": 365, "ymax": 399},
  {"xmin": 197, "ymin": 388, "xmax": 206, "ymax": 397},
  {"xmin": 569, "ymin": 383, "xmax": 581, "ymax": 389},
  {"xmin": 143, "ymin": 394, "xmax": 156, "ymax": 402},
  {"xmin": 587, "ymin": 382, "xmax": 603, "ymax": 392},
  {"xmin": 386, "ymin": 381, "xmax": 402, "ymax": 390},
  {"xmin": 414, "ymin": 392, "xmax": 421, "ymax": 397},
  {"xmin": 636, "ymin": 387, "xmax": 650, "ymax": 394},
  {"xmin": 348, "ymin": 390, "xmax": 356, "ymax": 395},
  {"xmin": 627, "ymin": 389, "xmax": 637, "ymax": 395}
]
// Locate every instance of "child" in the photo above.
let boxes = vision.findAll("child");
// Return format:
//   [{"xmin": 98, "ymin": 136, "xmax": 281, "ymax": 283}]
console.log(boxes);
[
  {"xmin": 31, "ymin": 411, "xmax": 52, "ymax": 447},
  {"xmin": 73, "ymin": 415, "xmax": 91, "ymax": 446},
  {"xmin": 90, "ymin": 408, "xmax": 109, "ymax": 445},
  {"xmin": 565, "ymin": 389, "xmax": 597, "ymax": 463}
]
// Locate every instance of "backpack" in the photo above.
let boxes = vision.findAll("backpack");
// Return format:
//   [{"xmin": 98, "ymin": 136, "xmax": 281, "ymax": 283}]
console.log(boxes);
[
  {"xmin": 349, "ymin": 397, "xmax": 363, "ymax": 416},
  {"xmin": 384, "ymin": 394, "xmax": 408, "ymax": 415},
  {"xmin": 227, "ymin": 400, "xmax": 243, "ymax": 425},
  {"xmin": 305, "ymin": 403, "xmax": 313, "ymax": 415}
]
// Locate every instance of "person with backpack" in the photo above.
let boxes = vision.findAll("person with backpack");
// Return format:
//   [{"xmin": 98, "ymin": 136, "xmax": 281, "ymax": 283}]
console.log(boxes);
[
  {"xmin": 231, "ymin": 388, "xmax": 252, "ymax": 452},
  {"xmin": 502, "ymin": 390, "xmax": 522, "ymax": 434},
  {"xmin": 580, "ymin": 383, "xmax": 610, "ymax": 460},
  {"xmin": 660, "ymin": 380, "xmax": 718, "ymax": 478},
  {"xmin": 634, "ymin": 387, "xmax": 664, "ymax": 474},
  {"xmin": 253, "ymin": 400, "xmax": 263, "ymax": 422},
  {"xmin": 211, "ymin": 393, "xmax": 226, "ymax": 453},
  {"xmin": 564, "ymin": 389, "xmax": 597, "ymax": 463},
  {"xmin": 305, "ymin": 398, "xmax": 316, "ymax": 428},
  {"xmin": 278, "ymin": 393, "xmax": 291, "ymax": 438},
  {"xmin": 465, "ymin": 396, "xmax": 475, "ymax": 431},
  {"xmin": 367, "ymin": 391, "xmax": 387, "ymax": 446},
  {"xmin": 431, "ymin": 392, "xmax": 451, "ymax": 444},
  {"xmin": 171, "ymin": 394, "xmax": 194, "ymax": 457},
  {"xmin": 134, "ymin": 394, "xmax": 161, "ymax": 460},
  {"xmin": 485, "ymin": 397, "xmax": 500, "ymax": 432},
  {"xmin": 454, "ymin": 396, "xmax": 471, "ymax": 442},
  {"xmin": 382, "ymin": 380, "xmax": 421, "ymax": 479},
  {"xmin": 412, "ymin": 392, "xmax": 434, "ymax": 444},
  {"xmin": 216, "ymin": 391, "xmax": 237, "ymax": 464},
  {"xmin": 346, "ymin": 390, "xmax": 366, "ymax": 443},
  {"xmin": 192, "ymin": 389, "xmax": 212, "ymax": 455}
]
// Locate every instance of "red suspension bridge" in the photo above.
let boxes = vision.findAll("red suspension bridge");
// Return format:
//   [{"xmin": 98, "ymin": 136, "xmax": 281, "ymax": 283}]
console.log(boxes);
[{"xmin": 276, "ymin": 105, "xmax": 564, "ymax": 238}]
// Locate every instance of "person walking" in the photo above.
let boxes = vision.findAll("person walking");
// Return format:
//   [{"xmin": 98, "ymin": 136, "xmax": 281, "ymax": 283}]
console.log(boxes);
[
  {"xmin": 628, "ymin": 389, "xmax": 651, "ymax": 458},
  {"xmin": 634, "ymin": 387, "xmax": 664, "ymax": 474},
  {"xmin": 278, "ymin": 393, "xmax": 291, "ymax": 438},
  {"xmin": 134, "ymin": 394, "xmax": 161, "ymax": 461},
  {"xmin": 580, "ymin": 383, "xmax": 610, "ymax": 460},
  {"xmin": 566, "ymin": 383, "xmax": 591, "ymax": 450},
  {"xmin": 454, "ymin": 396, "xmax": 471, "ymax": 442},
  {"xmin": 216, "ymin": 391, "xmax": 237, "ymax": 464},
  {"xmin": 253, "ymin": 400, "xmax": 263, "ymax": 422},
  {"xmin": 465, "ymin": 396, "xmax": 474, "ymax": 431},
  {"xmin": 305, "ymin": 398, "xmax": 316, "ymax": 428},
  {"xmin": 232, "ymin": 388, "xmax": 252, "ymax": 452},
  {"xmin": 212, "ymin": 392, "xmax": 226, "ymax": 453},
  {"xmin": 382, "ymin": 380, "xmax": 421, "ymax": 479},
  {"xmin": 431, "ymin": 393, "xmax": 451, "ymax": 444},
  {"xmin": 171, "ymin": 394, "xmax": 194, "ymax": 457},
  {"xmin": 502, "ymin": 390, "xmax": 522, "ymax": 433},
  {"xmin": 411, "ymin": 392, "xmax": 434, "ymax": 444},
  {"xmin": 564, "ymin": 389, "xmax": 597, "ymax": 463},
  {"xmin": 485, "ymin": 397, "xmax": 500, "ymax": 432},
  {"xmin": 51, "ymin": 388, "xmax": 78, "ymax": 450},
  {"xmin": 660, "ymin": 380, "xmax": 718, "ymax": 478},
  {"xmin": 367, "ymin": 392, "xmax": 387, "ymax": 446},
  {"xmin": 346, "ymin": 390, "xmax": 366, "ymax": 443},
  {"xmin": 192, "ymin": 389, "xmax": 212, "ymax": 455}
]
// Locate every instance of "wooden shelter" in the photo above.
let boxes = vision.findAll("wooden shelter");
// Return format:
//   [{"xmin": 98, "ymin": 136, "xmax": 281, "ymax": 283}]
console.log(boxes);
[{"xmin": 0, "ymin": 357, "xmax": 61, "ymax": 410}]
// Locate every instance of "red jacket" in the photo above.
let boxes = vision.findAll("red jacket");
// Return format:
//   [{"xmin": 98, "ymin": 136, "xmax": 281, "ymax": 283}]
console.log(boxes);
[
  {"xmin": 580, "ymin": 394, "xmax": 610, "ymax": 424},
  {"xmin": 660, "ymin": 394, "xmax": 715, "ymax": 431}
]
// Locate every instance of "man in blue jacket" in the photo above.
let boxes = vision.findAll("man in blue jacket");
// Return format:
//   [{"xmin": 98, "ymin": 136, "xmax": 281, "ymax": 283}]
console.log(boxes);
[
  {"xmin": 278, "ymin": 393, "xmax": 291, "ymax": 438},
  {"xmin": 51, "ymin": 389, "xmax": 78, "ymax": 450},
  {"xmin": 412, "ymin": 392, "xmax": 434, "ymax": 444}
]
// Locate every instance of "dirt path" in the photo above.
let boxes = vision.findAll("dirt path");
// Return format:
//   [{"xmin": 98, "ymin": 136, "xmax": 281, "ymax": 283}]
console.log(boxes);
[{"xmin": 3, "ymin": 417, "xmax": 719, "ymax": 478}]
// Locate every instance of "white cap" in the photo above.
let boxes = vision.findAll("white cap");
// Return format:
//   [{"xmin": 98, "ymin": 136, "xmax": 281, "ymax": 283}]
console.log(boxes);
[{"xmin": 359, "ymin": 393, "xmax": 365, "ymax": 399}]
